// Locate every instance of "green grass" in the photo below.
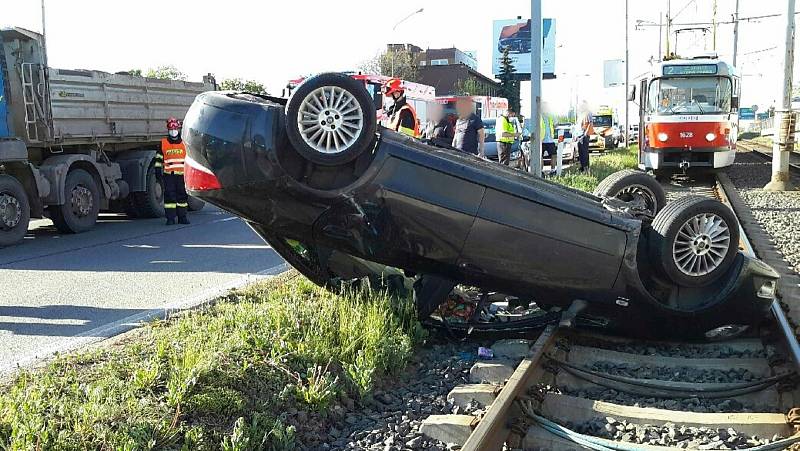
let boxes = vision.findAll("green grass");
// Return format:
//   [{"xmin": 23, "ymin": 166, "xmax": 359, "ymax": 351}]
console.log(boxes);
[
  {"xmin": 0, "ymin": 274, "xmax": 423, "ymax": 450},
  {"xmin": 552, "ymin": 145, "xmax": 639, "ymax": 192}
]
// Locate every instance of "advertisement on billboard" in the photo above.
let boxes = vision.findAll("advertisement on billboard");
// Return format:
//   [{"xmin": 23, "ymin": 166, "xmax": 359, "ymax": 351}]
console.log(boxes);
[
  {"xmin": 492, "ymin": 18, "xmax": 556, "ymax": 79},
  {"xmin": 603, "ymin": 60, "xmax": 624, "ymax": 88}
]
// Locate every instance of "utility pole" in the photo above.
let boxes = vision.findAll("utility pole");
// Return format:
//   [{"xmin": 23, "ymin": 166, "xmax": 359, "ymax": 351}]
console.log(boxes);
[
  {"xmin": 712, "ymin": 0, "xmax": 718, "ymax": 51},
  {"xmin": 529, "ymin": 0, "xmax": 543, "ymax": 177},
  {"xmin": 732, "ymin": 0, "xmax": 740, "ymax": 67},
  {"xmin": 658, "ymin": 12, "xmax": 663, "ymax": 61},
  {"xmin": 665, "ymin": 0, "xmax": 671, "ymax": 59},
  {"xmin": 764, "ymin": 0, "xmax": 796, "ymax": 191},
  {"xmin": 624, "ymin": 0, "xmax": 629, "ymax": 148}
]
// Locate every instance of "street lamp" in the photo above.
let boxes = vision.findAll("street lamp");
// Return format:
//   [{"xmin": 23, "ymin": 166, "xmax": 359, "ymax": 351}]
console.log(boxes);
[{"xmin": 390, "ymin": 7, "xmax": 424, "ymax": 77}]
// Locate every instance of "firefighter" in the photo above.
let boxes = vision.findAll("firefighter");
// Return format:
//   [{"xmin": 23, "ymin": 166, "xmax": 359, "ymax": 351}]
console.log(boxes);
[
  {"xmin": 161, "ymin": 117, "xmax": 190, "ymax": 225},
  {"xmin": 383, "ymin": 78, "xmax": 419, "ymax": 137}
]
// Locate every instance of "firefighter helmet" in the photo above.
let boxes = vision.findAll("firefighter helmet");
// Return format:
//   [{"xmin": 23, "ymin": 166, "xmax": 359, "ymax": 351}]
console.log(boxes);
[
  {"xmin": 166, "ymin": 117, "xmax": 182, "ymax": 130},
  {"xmin": 383, "ymin": 78, "xmax": 404, "ymax": 96}
]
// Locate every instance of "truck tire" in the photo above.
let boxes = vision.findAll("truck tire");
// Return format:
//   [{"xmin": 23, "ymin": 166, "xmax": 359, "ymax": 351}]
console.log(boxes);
[
  {"xmin": 0, "ymin": 175, "xmax": 30, "ymax": 247},
  {"xmin": 285, "ymin": 73, "xmax": 376, "ymax": 166},
  {"xmin": 130, "ymin": 165, "xmax": 164, "ymax": 218},
  {"xmin": 594, "ymin": 169, "xmax": 667, "ymax": 217},
  {"xmin": 49, "ymin": 169, "xmax": 101, "ymax": 234},
  {"xmin": 187, "ymin": 196, "xmax": 205, "ymax": 212},
  {"xmin": 649, "ymin": 195, "xmax": 739, "ymax": 287}
]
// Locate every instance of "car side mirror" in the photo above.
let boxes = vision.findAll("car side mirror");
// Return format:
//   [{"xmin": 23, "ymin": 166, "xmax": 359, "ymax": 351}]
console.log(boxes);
[
  {"xmin": 731, "ymin": 96, "xmax": 739, "ymax": 109},
  {"xmin": 627, "ymin": 84, "xmax": 636, "ymax": 102}
]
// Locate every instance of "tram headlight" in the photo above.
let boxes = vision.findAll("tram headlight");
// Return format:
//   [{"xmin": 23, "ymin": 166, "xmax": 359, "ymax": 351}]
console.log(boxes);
[
  {"xmin": 657, "ymin": 132, "xmax": 669, "ymax": 142},
  {"xmin": 705, "ymin": 133, "xmax": 717, "ymax": 142}
]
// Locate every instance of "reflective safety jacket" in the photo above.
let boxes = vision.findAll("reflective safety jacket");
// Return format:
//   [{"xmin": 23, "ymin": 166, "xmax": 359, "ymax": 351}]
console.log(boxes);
[
  {"xmin": 161, "ymin": 138, "xmax": 187, "ymax": 174},
  {"xmin": 387, "ymin": 97, "xmax": 419, "ymax": 137},
  {"xmin": 497, "ymin": 115, "xmax": 516, "ymax": 143}
]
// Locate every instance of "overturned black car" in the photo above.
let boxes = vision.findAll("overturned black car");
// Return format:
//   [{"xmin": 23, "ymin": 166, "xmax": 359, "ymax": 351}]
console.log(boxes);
[{"xmin": 181, "ymin": 73, "xmax": 778, "ymax": 339}]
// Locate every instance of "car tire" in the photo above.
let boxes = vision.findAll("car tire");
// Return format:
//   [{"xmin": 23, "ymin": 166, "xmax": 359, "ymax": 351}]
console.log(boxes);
[
  {"xmin": 594, "ymin": 169, "xmax": 667, "ymax": 217},
  {"xmin": 187, "ymin": 196, "xmax": 205, "ymax": 212},
  {"xmin": 649, "ymin": 195, "xmax": 739, "ymax": 287},
  {"xmin": 49, "ymin": 168, "xmax": 101, "ymax": 234},
  {"xmin": 0, "ymin": 175, "xmax": 30, "ymax": 247},
  {"xmin": 285, "ymin": 72, "xmax": 377, "ymax": 166},
  {"xmin": 129, "ymin": 164, "xmax": 164, "ymax": 218}
]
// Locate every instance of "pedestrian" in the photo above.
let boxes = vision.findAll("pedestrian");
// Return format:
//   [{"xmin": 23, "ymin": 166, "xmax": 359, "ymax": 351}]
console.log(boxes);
[
  {"xmin": 577, "ymin": 105, "xmax": 594, "ymax": 173},
  {"xmin": 452, "ymin": 97, "xmax": 485, "ymax": 157},
  {"xmin": 540, "ymin": 102, "xmax": 556, "ymax": 174},
  {"xmin": 383, "ymin": 78, "xmax": 419, "ymax": 137},
  {"xmin": 423, "ymin": 102, "xmax": 455, "ymax": 147},
  {"xmin": 161, "ymin": 117, "xmax": 190, "ymax": 225},
  {"xmin": 496, "ymin": 107, "xmax": 520, "ymax": 165}
]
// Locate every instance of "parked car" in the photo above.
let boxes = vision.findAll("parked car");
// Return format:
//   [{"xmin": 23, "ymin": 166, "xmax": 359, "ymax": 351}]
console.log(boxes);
[
  {"xmin": 553, "ymin": 123, "xmax": 578, "ymax": 163},
  {"xmin": 182, "ymin": 73, "xmax": 778, "ymax": 339},
  {"xmin": 482, "ymin": 118, "xmax": 523, "ymax": 168}
]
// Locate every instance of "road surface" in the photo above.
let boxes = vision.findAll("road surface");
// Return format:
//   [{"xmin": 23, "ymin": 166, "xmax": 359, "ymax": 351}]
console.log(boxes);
[{"xmin": 0, "ymin": 206, "xmax": 285, "ymax": 374}]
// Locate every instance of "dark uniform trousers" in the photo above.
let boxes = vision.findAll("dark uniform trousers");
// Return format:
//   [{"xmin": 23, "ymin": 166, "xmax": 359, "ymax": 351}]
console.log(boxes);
[{"xmin": 163, "ymin": 172, "xmax": 188, "ymax": 221}]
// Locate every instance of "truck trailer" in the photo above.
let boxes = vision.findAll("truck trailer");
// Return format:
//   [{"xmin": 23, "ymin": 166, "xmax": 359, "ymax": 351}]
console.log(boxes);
[{"xmin": 0, "ymin": 27, "xmax": 215, "ymax": 246}]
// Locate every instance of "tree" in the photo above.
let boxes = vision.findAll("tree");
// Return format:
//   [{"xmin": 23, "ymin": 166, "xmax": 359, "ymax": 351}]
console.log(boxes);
[
  {"xmin": 453, "ymin": 78, "xmax": 492, "ymax": 96},
  {"xmin": 145, "ymin": 65, "xmax": 187, "ymax": 81},
  {"xmin": 358, "ymin": 48, "xmax": 419, "ymax": 82},
  {"xmin": 127, "ymin": 69, "xmax": 143, "ymax": 77},
  {"xmin": 497, "ymin": 46, "xmax": 520, "ymax": 113},
  {"xmin": 220, "ymin": 78, "xmax": 269, "ymax": 95}
]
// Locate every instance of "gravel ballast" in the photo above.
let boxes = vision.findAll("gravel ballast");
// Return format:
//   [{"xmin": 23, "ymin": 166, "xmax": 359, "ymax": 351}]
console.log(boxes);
[
  {"xmin": 572, "ymin": 338, "xmax": 770, "ymax": 359},
  {"xmin": 576, "ymin": 417, "xmax": 783, "ymax": 449},
  {"xmin": 300, "ymin": 341, "xmax": 483, "ymax": 450},
  {"xmin": 588, "ymin": 361, "xmax": 758, "ymax": 383},
  {"xmin": 558, "ymin": 386, "xmax": 775, "ymax": 413}
]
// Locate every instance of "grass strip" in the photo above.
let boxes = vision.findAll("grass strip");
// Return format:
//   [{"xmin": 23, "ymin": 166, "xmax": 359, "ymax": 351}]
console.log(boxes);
[
  {"xmin": 0, "ymin": 272, "xmax": 423, "ymax": 450},
  {"xmin": 553, "ymin": 145, "xmax": 639, "ymax": 192}
]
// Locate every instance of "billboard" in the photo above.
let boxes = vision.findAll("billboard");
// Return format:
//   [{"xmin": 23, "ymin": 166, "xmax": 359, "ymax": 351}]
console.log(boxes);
[
  {"xmin": 492, "ymin": 18, "xmax": 555, "ymax": 79},
  {"xmin": 603, "ymin": 60, "xmax": 624, "ymax": 88}
]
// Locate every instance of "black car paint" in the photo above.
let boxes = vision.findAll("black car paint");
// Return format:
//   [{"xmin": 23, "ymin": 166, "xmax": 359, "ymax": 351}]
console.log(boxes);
[{"xmin": 183, "ymin": 91, "xmax": 777, "ymax": 339}]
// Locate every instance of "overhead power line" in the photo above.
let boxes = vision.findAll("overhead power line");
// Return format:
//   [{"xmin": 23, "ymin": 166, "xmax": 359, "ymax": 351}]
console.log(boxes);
[{"xmin": 636, "ymin": 11, "xmax": 799, "ymax": 28}]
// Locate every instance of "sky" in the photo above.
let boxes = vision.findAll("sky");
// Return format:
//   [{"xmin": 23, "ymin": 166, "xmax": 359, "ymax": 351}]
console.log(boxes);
[{"xmin": 5, "ymin": 0, "xmax": 794, "ymax": 122}]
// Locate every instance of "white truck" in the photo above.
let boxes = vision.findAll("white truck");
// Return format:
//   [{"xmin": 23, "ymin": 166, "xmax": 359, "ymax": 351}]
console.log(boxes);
[{"xmin": 0, "ymin": 27, "xmax": 215, "ymax": 246}]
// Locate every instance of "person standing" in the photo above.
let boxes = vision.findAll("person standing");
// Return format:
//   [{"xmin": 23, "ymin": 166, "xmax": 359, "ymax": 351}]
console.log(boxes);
[
  {"xmin": 424, "ymin": 102, "xmax": 455, "ymax": 147},
  {"xmin": 161, "ymin": 117, "xmax": 189, "ymax": 225},
  {"xmin": 496, "ymin": 107, "xmax": 520, "ymax": 165},
  {"xmin": 578, "ymin": 109, "xmax": 594, "ymax": 173},
  {"xmin": 383, "ymin": 78, "xmax": 418, "ymax": 137},
  {"xmin": 452, "ymin": 97, "xmax": 485, "ymax": 156}
]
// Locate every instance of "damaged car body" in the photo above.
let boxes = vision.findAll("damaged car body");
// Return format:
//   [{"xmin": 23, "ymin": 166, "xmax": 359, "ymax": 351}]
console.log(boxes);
[{"xmin": 181, "ymin": 73, "xmax": 778, "ymax": 339}]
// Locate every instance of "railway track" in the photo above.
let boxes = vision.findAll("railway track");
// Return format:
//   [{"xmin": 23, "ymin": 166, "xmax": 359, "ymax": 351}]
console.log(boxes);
[
  {"xmin": 416, "ymin": 174, "xmax": 800, "ymax": 451},
  {"xmin": 738, "ymin": 139, "xmax": 800, "ymax": 172}
]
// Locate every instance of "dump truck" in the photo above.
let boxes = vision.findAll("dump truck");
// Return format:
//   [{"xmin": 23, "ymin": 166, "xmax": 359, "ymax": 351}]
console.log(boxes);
[{"xmin": 0, "ymin": 27, "xmax": 215, "ymax": 246}]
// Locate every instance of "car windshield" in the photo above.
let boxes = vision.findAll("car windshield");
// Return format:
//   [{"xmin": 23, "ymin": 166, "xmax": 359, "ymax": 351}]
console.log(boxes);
[
  {"xmin": 647, "ymin": 76, "xmax": 732, "ymax": 115},
  {"xmin": 592, "ymin": 115, "xmax": 612, "ymax": 127}
]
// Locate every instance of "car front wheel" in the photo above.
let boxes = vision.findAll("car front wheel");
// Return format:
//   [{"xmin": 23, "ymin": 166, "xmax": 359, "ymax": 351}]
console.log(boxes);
[
  {"xmin": 649, "ymin": 195, "xmax": 739, "ymax": 287},
  {"xmin": 594, "ymin": 169, "xmax": 667, "ymax": 217},
  {"xmin": 285, "ymin": 73, "xmax": 377, "ymax": 166}
]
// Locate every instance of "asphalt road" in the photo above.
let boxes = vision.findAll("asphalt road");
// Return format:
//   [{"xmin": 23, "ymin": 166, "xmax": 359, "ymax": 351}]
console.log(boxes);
[{"xmin": 0, "ymin": 206, "xmax": 285, "ymax": 374}]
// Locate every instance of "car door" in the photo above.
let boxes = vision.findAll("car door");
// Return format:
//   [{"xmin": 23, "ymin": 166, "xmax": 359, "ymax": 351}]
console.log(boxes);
[{"xmin": 457, "ymin": 176, "xmax": 628, "ymax": 293}]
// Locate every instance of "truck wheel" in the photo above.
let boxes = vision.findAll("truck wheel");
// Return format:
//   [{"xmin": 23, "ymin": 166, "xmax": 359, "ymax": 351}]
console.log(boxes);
[
  {"xmin": 130, "ymin": 165, "xmax": 164, "ymax": 218},
  {"xmin": 650, "ymin": 195, "xmax": 739, "ymax": 287},
  {"xmin": 285, "ymin": 72, "xmax": 376, "ymax": 166},
  {"xmin": 594, "ymin": 169, "xmax": 666, "ymax": 217},
  {"xmin": 0, "ymin": 175, "xmax": 30, "ymax": 247},
  {"xmin": 187, "ymin": 196, "xmax": 205, "ymax": 212},
  {"xmin": 49, "ymin": 169, "xmax": 100, "ymax": 234}
]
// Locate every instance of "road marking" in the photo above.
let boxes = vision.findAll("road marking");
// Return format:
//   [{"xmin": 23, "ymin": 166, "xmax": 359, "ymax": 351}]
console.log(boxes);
[
  {"xmin": 181, "ymin": 244, "xmax": 271, "ymax": 250},
  {"xmin": 0, "ymin": 261, "xmax": 290, "ymax": 376}
]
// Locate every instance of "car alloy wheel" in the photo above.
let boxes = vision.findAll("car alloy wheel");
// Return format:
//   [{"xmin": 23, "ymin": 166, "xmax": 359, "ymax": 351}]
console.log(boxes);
[
  {"xmin": 298, "ymin": 86, "xmax": 364, "ymax": 155},
  {"xmin": 672, "ymin": 212, "xmax": 731, "ymax": 277},
  {"xmin": 617, "ymin": 184, "xmax": 658, "ymax": 215}
]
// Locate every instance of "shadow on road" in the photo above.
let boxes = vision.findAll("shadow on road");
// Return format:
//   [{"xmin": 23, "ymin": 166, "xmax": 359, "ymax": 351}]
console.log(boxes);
[{"xmin": 0, "ymin": 304, "xmax": 148, "ymax": 337}]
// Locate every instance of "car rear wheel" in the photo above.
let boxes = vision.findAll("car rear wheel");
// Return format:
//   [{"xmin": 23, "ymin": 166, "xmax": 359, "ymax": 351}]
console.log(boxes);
[
  {"xmin": 649, "ymin": 195, "xmax": 739, "ymax": 287},
  {"xmin": 285, "ymin": 73, "xmax": 377, "ymax": 166},
  {"xmin": 594, "ymin": 169, "xmax": 667, "ymax": 217}
]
